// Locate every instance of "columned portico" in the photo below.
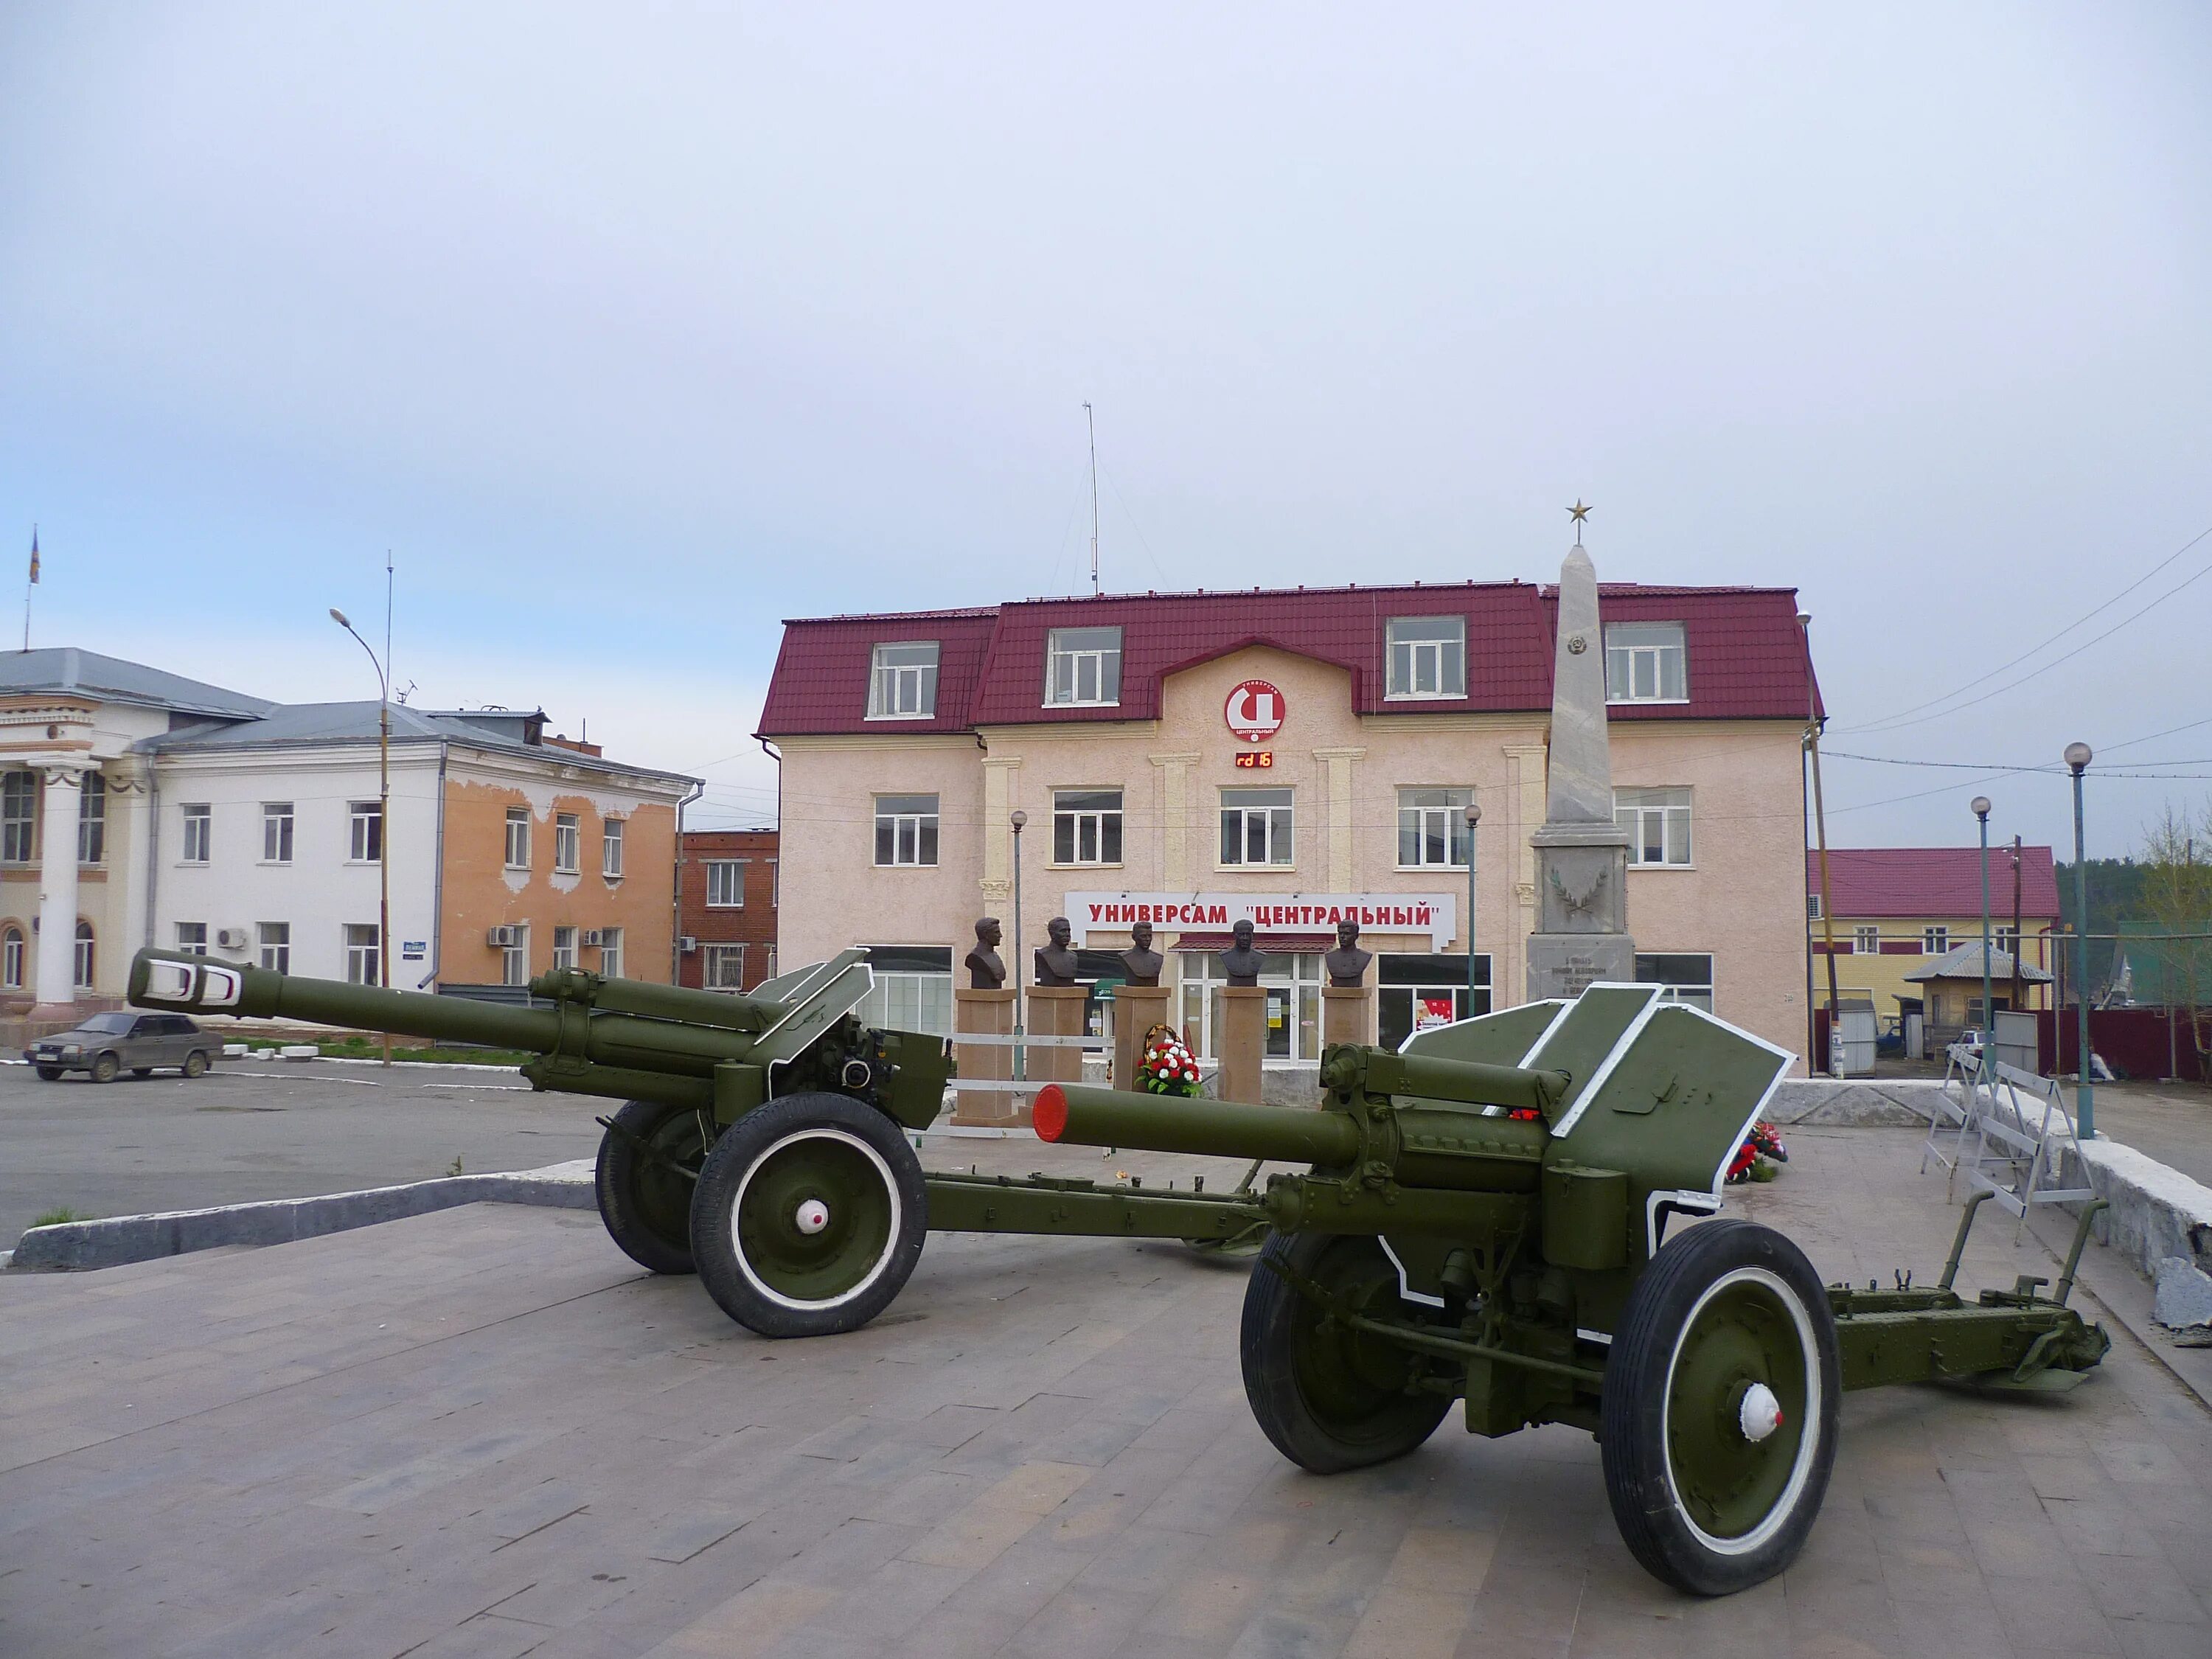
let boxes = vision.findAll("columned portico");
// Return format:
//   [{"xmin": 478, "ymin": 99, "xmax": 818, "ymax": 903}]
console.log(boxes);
[{"xmin": 35, "ymin": 762, "xmax": 88, "ymax": 1009}]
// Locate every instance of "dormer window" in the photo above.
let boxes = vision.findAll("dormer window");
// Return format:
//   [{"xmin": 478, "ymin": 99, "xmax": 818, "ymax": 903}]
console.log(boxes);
[
  {"xmin": 1604, "ymin": 622, "xmax": 1687, "ymax": 703},
  {"xmin": 868, "ymin": 641, "xmax": 940, "ymax": 720},
  {"xmin": 1045, "ymin": 627, "xmax": 1121, "ymax": 706},
  {"xmin": 1385, "ymin": 616, "xmax": 1465, "ymax": 699}
]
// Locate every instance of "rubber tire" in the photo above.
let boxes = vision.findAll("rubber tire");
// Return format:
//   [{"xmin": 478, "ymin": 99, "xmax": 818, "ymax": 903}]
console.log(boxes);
[
  {"xmin": 689, "ymin": 1092, "xmax": 927, "ymax": 1338},
  {"xmin": 1240, "ymin": 1229, "xmax": 1455, "ymax": 1474},
  {"xmin": 1601, "ymin": 1217, "xmax": 1840, "ymax": 1596},
  {"xmin": 35, "ymin": 1065, "xmax": 61, "ymax": 1081},
  {"xmin": 90, "ymin": 1052, "xmax": 119, "ymax": 1084},
  {"xmin": 131, "ymin": 1067, "xmax": 153, "ymax": 1078},
  {"xmin": 183, "ymin": 1050, "xmax": 209, "ymax": 1079},
  {"xmin": 594, "ymin": 1099, "xmax": 708, "ymax": 1276}
]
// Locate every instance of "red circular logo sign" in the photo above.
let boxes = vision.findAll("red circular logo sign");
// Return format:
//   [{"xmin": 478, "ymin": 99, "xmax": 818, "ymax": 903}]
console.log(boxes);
[{"xmin": 1224, "ymin": 679, "xmax": 1285, "ymax": 743}]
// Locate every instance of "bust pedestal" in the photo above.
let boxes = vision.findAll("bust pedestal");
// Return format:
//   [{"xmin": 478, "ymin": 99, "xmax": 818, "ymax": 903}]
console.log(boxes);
[
  {"xmin": 1321, "ymin": 984, "xmax": 1371, "ymax": 1048},
  {"xmin": 953, "ymin": 987, "xmax": 1020, "ymax": 1128},
  {"xmin": 1217, "ymin": 985, "xmax": 1267, "ymax": 1105},
  {"xmin": 1024, "ymin": 985, "xmax": 1089, "ymax": 1095},
  {"xmin": 1111, "ymin": 983, "xmax": 1173, "ymax": 1091}
]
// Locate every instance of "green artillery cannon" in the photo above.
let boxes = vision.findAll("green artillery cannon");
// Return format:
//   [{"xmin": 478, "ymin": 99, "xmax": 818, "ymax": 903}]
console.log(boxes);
[
  {"xmin": 1032, "ymin": 984, "xmax": 2110, "ymax": 1596},
  {"xmin": 126, "ymin": 946, "xmax": 1267, "ymax": 1337}
]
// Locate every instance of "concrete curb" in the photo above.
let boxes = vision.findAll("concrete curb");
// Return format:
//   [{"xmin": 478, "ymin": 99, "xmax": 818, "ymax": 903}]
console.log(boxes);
[
  {"xmin": 2061, "ymin": 1136, "xmax": 2212, "ymax": 1281},
  {"xmin": 1768, "ymin": 1078, "xmax": 1945, "ymax": 1130},
  {"xmin": 8, "ymin": 1160, "xmax": 596, "ymax": 1271}
]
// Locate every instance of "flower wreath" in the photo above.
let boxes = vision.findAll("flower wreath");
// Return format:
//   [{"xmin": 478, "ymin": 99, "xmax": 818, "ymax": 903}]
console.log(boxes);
[{"xmin": 1135, "ymin": 1022, "xmax": 1204, "ymax": 1097}]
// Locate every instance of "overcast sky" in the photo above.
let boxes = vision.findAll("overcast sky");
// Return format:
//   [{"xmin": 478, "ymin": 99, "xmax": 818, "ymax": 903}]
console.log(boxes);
[{"xmin": 4, "ymin": 3, "xmax": 2208, "ymax": 863}]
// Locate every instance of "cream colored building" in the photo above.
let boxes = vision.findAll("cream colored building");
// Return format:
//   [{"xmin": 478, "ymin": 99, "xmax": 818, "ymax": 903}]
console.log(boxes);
[{"xmin": 758, "ymin": 580, "xmax": 1819, "ymax": 1070}]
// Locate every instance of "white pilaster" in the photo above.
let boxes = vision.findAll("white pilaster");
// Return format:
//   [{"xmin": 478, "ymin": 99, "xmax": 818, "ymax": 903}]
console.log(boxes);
[
  {"xmin": 35, "ymin": 764, "xmax": 86, "ymax": 1006},
  {"xmin": 1147, "ymin": 753, "xmax": 1199, "ymax": 891},
  {"xmin": 1311, "ymin": 747, "xmax": 1366, "ymax": 892}
]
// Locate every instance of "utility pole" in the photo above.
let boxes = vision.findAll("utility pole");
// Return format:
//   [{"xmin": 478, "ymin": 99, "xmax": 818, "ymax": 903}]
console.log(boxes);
[
  {"xmin": 1799, "ymin": 614, "xmax": 1840, "ymax": 1073},
  {"xmin": 1083, "ymin": 402, "xmax": 1100, "ymax": 597}
]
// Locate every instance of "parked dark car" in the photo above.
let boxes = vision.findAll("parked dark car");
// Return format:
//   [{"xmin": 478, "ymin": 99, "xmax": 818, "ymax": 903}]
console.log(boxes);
[{"xmin": 24, "ymin": 1012, "xmax": 217, "ymax": 1082}]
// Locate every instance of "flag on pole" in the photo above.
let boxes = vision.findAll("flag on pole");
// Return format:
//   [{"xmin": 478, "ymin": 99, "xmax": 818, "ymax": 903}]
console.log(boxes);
[{"xmin": 28, "ymin": 528, "xmax": 38, "ymax": 585}]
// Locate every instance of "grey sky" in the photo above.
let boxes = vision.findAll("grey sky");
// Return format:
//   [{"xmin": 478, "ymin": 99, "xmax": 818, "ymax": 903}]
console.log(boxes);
[{"xmin": 3, "ymin": 3, "xmax": 2208, "ymax": 860}]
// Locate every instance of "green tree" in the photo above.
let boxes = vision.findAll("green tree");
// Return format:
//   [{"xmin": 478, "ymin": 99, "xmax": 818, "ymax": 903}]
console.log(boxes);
[{"xmin": 2138, "ymin": 802, "xmax": 2212, "ymax": 1074}]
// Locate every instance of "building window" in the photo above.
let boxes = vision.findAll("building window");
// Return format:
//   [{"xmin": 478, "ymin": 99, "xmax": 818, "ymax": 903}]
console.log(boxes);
[
  {"xmin": 1638, "ymin": 953, "xmax": 1714, "ymax": 1012},
  {"xmin": 1, "ymin": 772, "xmax": 34, "ymax": 862},
  {"xmin": 176, "ymin": 922, "xmax": 208, "ymax": 956},
  {"xmin": 73, "ymin": 921, "xmax": 94, "ymax": 990},
  {"xmin": 1, "ymin": 925, "xmax": 21, "ymax": 988},
  {"xmin": 552, "ymin": 813, "xmax": 580, "ymax": 874},
  {"xmin": 1397, "ymin": 788, "xmax": 1472, "ymax": 869},
  {"xmin": 706, "ymin": 859, "xmax": 747, "ymax": 907},
  {"xmin": 349, "ymin": 801, "xmax": 383, "ymax": 863},
  {"xmin": 551, "ymin": 925, "xmax": 577, "ymax": 971},
  {"xmin": 602, "ymin": 818, "xmax": 625, "ymax": 879},
  {"xmin": 1615, "ymin": 787, "xmax": 1692, "ymax": 866},
  {"xmin": 1044, "ymin": 627, "xmax": 1122, "ymax": 706},
  {"xmin": 346, "ymin": 923, "xmax": 380, "ymax": 986},
  {"xmin": 858, "ymin": 946, "xmax": 953, "ymax": 1038},
  {"xmin": 1179, "ymin": 950, "xmax": 1324, "ymax": 1062},
  {"xmin": 769, "ymin": 859, "xmax": 779, "ymax": 906},
  {"xmin": 77, "ymin": 773, "xmax": 105, "ymax": 865},
  {"xmin": 702, "ymin": 943, "xmax": 747, "ymax": 990},
  {"xmin": 180, "ymin": 802, "xmax": 212, "ymax": 864},
  {"xmin": 500, "ymin": 925, "xmax": 529, "ymax": 985},
  {"xmin": 258, "ymin": 922, "xmax": 290, "ymax": 974},
  {"xmin": 597, "ymin": 927, "xmax": 622, "ymax": 978},
  {"xmin": 1220, "ymin": 787, "xmax": 1293, "ymax": 866},
  {"xmin": 1605, "ymin": 622, "xmax": 1688, "ymax": 703},
  {"xmin": 1377, "ymin": 953, "xmax": 1492, "ymax": 1050},
  {"xmin": 1854, "ymin": 925, "xmax": 1879, "ymax": 956},
  {"xmin": 874, "ymin": 795, "xmax": 939, "ymax": 867},
  {"xmin": 868, "ymin": 641, "xmax": 941, "ymax": 719},
  {"xmin": 1385, "ymin": 616, "xmax": 1466, "ymax": 699},
  {"xmin": 504, "ymin": 807, "xmax": 530, "ymax": 869},
  {"xmin": 1052, "ymin": 789, "xmax": 1123, "ymax": 866},
  {"xmin": 1806, "ymin": 894, "xmax": 1823, "ymax": 920},
  {"xmin": 1924, "ymin": 926, "xmax": 1950, "ymax": 955},
  {"xmin": 1996, "ymin": 925, "xmax": 2019, "ymax": 955},
  {"xmin": 262, "ymin": 801, "xmax": 294, "ymax": 863}
]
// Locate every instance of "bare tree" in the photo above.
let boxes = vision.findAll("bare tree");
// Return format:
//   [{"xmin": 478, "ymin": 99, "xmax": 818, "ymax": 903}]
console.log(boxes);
[{"xmin": 2138, "ymin": 801, "xmax": 2212, "ymax": 1079}]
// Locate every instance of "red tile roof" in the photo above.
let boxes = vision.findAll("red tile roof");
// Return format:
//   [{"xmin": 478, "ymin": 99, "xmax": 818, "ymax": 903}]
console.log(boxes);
[
  {"xmin": 758, "ymin": 580, "xmax": 1820, "ymax": 737},
  {"xmin": 1809, "ymin": 846, "xmax": 2062, "ymax": 920}
]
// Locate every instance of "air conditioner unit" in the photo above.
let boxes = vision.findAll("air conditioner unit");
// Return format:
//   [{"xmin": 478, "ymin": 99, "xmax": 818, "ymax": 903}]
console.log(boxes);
[
  {"xmin": 215, "ymin": 927, "xmax": 250, "ymax": 952},
  {"xmin": 678, "ymin": 935, "xmax": 698, "ymax": 953},
  {"xmin": 581, "ymin": 929, "xmax": 607, "ymax": 947},
  {"xmin": 488, "ymin": 925, "xmax": 521, "ymax": 947}
]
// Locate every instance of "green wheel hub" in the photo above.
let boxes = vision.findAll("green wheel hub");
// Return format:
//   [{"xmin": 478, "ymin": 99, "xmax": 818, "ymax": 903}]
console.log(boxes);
[
  {"xmin": 630, "ymin": 1107, "xmax": 709, "ymax": 1250},
  {"xmin": 1662, "ymin": 1266, "xmax": 1818, "ymax": 1552},
  {"xmin": 733, "ymin": 1128, "xmax": 900, "ymax": 1311},
  {"xmin": 1289, "ymin": 1240, "xmax": 1430, "ymax": 1444}
]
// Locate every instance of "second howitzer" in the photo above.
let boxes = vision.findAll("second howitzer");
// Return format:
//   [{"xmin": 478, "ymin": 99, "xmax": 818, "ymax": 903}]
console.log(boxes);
[
  {"xmin": 128, "ymin": 947, "xmax": 1266, "ymax": 1338},
  {"xmin": 1032, "ymin": 984, "xmax": 2110, "ymax": 1596}
]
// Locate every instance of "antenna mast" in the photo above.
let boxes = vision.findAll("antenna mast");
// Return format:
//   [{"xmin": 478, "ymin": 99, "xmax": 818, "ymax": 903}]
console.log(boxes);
[{"xmin": 1084, "ymin": 401, "xmax": 1099, "ymax": 597}]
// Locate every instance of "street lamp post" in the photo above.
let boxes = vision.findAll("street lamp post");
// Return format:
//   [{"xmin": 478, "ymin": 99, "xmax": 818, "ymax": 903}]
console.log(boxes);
[
  {"xmin": 1009, "ymin": 810, "xmax": 1027, "ymax": 1084},
  {"xmin": 1463, "ymin": 801, "xmax": 1481, "ymax": 1016},
  {"xmin": 2065, "ymin": 743, "xmax": 2093, "ymax": 1139},
  {"xmin": 330, "ymin": 608, "xmax": 392, "ymax": 1067},
  {"xmin": 1972, "ymin": 796, "xmax": 1993, "ymax": 1060}
]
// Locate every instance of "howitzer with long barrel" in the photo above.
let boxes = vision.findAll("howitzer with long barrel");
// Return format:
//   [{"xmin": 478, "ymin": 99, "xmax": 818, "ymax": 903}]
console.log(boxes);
[
  {"xmin": 128, "ymin": 947, "xmax": 1268, "ymax": 1337},
  {"xmin": 1033, "ymin": 984, "xmax": 2110, "ymax": 1596}
]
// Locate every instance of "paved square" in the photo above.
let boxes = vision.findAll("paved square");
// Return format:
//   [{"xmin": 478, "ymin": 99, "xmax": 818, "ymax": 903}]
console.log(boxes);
[{"xmin": 4, "ymin": 1128, "xmax": 2208, "ymax": 1658}]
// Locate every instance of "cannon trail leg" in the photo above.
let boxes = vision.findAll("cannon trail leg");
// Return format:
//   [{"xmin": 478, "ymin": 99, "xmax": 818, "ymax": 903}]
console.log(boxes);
[
  {"xmin": 690, "ymin": 1092, "xmax": 929, "ymax": 1338},
  {"xmin": 1601, "ymin": 1219, "xmax": 1841, "ymax": 1597},
  {"xmin": 1239, "ymin": 1231, "xmax": 1454, "ymax": 1474},
  {"xmin": 594, "ymin": 1099, "xmax": 712, "ymax": 1276}
]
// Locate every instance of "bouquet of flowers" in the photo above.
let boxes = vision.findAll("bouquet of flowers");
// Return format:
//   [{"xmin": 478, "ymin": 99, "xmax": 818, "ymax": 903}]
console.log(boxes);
[
  {"xmin": 1136, "ymin": 1023, "xmax": 1203, "ymax": 1097},
  {"xmin": 1725, "ymin": 1119, "xmax": 1789, "ymax": 1184}
]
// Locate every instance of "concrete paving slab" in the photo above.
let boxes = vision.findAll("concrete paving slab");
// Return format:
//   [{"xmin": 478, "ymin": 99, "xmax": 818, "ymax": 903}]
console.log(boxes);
[{"xmin": 1, "ymin": 1128, "xmax": 2208, "ymax": 1658}]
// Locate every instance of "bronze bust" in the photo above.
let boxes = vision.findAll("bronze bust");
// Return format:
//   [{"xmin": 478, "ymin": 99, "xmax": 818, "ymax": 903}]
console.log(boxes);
[
  {"xmin": 964, "ymin": 917, "xmax": 1006, "ymax": 990},
  {"xmin": 1119, "ymin": 920, "xmax": 1164, "ymax": 987},
  {"xmin": 1324, "ymin": 919, "xmax": 1372, "ymax": 988},
  {"xmin": 1034, "ymin": 917, "xmax": 1080, "ymax": 987},
  {"xmin": 1219, "ymin": 919, "xmax": 1267, "ymax": 987}
]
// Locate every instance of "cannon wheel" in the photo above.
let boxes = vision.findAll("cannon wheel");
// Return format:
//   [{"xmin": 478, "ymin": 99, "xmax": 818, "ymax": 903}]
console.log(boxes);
[
  {"xmin": 1239, "ymin": 1230, "xmax": 1453, "ymax": 1473},
  {"xmin": 690, "ymin": 1091, "xmax": 928, "ymax": 1338},
  {"xmin": 594, "ymin": 1099, "xmax": 712, "ymax": 1276},
  {"xmin": 1601, "ymin": 1217, "xmax": 1840, "ymax": 1596}
]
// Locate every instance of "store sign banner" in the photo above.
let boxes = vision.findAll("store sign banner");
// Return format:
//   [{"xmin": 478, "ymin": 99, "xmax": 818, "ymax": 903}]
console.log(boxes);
[{"xmin": 1063, "ymin": 891, "xmax": 1457, "ymax": 949}]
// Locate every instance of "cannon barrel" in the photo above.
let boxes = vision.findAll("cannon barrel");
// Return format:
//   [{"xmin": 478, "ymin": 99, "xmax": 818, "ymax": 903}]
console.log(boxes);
[{"xmin": 1034, "ymin": 1083, "xmax": 1365, "ymax": 1165}]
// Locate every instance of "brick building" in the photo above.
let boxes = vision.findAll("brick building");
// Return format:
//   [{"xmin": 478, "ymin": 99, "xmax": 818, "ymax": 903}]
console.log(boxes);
[{"xmin": 678, "ymin": 828, "xmax": 779, "ymax": 991}]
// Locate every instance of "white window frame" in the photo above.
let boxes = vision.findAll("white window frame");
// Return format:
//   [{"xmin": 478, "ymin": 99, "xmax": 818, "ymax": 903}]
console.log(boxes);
[
  {"xmin": 180, "ymin": 802, "xmax": 212, "ymax": 864},
  {"xmin": 706, "ymin": 860, "xmax": 747, "ymax": 907},
  {"xmin": 175, "ymin": 922, "xmax": 208, "ymax": 956},
  {"xmin": 345, "ymin": 923, "xmax": 380, "ymax": 986},
  {"xmin": 262, "ymin": 801, "xmax": 294, "ymax": 864},
  {"xmin": 1637, "ymin": 952, "xmax": 1714, "ymax": 1013},
  {"xmin": 1385, "ymin": 616, "xmax": 1467, "ymax": 700},
  {"xmin": 1924, "ymin": 926, "xmax": 1950, "ymax": 955},
  {"xmin": 1051, "ymin": 789, "xmax": 1124, "ymax": 867},
  {"xmin": 874, "ymin": 796, "xmax": 940, "ymax": 868},
  {"xmin": 1604, "ymin": 622, "xmax": 1689, "ymax": 705},
  {"xmin": 597, "ymin": 927, "xmax": 622, "ymax": 979},
  {"xmin": 553, "ymin": 813, "xmax": 580, "ymax": 874},
  {"xmin": 1854, "ymin": 925, "xmax": 1880, "ymax": 956},
  {"xmin": 1043, "ymin": 627, "xmax": 1123, "ymax": 708},
  {"xmin": 501, "ymin": 924, "xmax": 529, "ymax": 986},
  {"xmin": 701, "ymin": 942, "xmax": 748, "ymax": 991},
  {"xmin": 1615, "ymin": 787, "xmax": 1692, "ymax": 868},
  {"xmin": 552, "ymin": 925, "xmax": 577, "ymax": 972},
  {"xmin": 1396, "ymin": 787, "xmax": 1472, "ymax": 869},
  {"xmin": 77, "ymin": 773, "xmax": 105, "ymax": 865},
  {"xmin": 2, "ymin": 925, "xmax": 23, "ymax": 989},
  {"xmin": 504, "ymin": 807, "xmax": 530, "ymax": 870},
  {"xmin": 602, "ymin": 818, "xmax": 625, "ymax": 879},
  {"xmin": 349, "ymin": 801, "xmax": 382, "ymax": 864},
  {"xmin": 1995, "ymin": 925, "xmax": 2020, "ymax": 955},
  {"xmin": 258, "ymin": 922, "xmax": 291, "ymax": 974},
  {"xmin": 857, "ymin": 948, "xmax": 954, "ymax": 1038},
  {"xmin": 1220, "ymin": 787, "xmax": 1294, "ymax": 868},
  {"xmin": 1, "ymin": 771, "xmax": 35, "ymax": 863},
  {"xmin": 867, "ymin": 641, "xmax": 941, "ymax": 720},
  {"xmin": 1806, "ymin": 894, "xmax": 1823, "ymax": 920},
  {"xmin": 73, "ymin": 921, "xmax": 94, "ymax": 990},
  {"xmin": 769, "ymin": 858, "xmax": 779, "ymax": 907}
]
